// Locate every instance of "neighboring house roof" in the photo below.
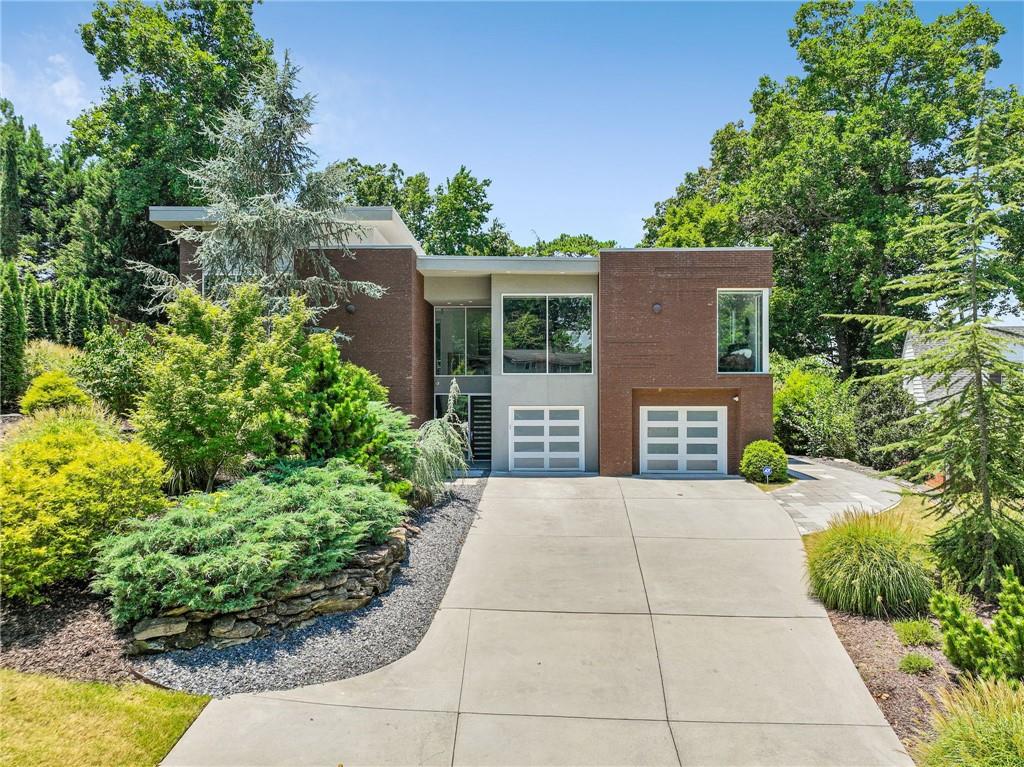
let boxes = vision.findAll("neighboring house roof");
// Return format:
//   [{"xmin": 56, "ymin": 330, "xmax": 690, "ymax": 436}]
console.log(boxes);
[{"xmin": 903, "ymin": 326, "xmax": 1024, "ymax": 406}]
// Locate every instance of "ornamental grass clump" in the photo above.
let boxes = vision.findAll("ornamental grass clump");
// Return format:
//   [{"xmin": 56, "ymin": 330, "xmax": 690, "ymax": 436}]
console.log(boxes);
[
  {"xmin": 806, "ymin": 510, "xmax": 933, "ymax": 617},
  {"xmin": 912, "ymin": 677, "xmax": 1024, "ymax": 767},
  {"xmin": 94, "ymin": 459, "xmax": 407, "ymax": 626}
]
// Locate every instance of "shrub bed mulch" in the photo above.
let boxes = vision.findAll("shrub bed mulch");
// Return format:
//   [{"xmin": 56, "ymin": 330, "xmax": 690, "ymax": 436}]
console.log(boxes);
[
  {"xmin": 0, "ymin": 478, "xmax": 485, "ymax": 695},
  {"xmin": 0, "ymin": 584, "xmax": 135, "ymax": 683},
  {"xmin": 827, "ymin": 609, "xmax": 956, "ymax": 747}
]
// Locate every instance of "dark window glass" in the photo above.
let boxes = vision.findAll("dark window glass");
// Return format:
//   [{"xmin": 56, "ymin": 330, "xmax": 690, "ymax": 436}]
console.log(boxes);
[
  {"xmin": 466, "ymin": 308, "xmax": 491, "ymax": 375},
  {"xmin": 435, "ymin": 308, "xmax": 466, "ymax": 375},
  {"xmin": 548, "ymin": 296, "xmax": 592, "ymax": 373},
  {"xmin": 717, "ymin": 291, "xmax": 764, "ymax": 373},
  {"xmin": 503, "ymin": 298, "xmax": 547, "ymax": 373}
]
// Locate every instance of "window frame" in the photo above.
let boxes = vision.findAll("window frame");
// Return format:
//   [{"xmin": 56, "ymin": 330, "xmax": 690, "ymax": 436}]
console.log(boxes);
[
  {"xmin": 715, "ymin": 288, "xmax": 770, "ymax": 375},
  {"xmin": 500, "ymin": 293, "xmax": 595, "ymax": 376},
  {"xmin": 433, "ymin": 305, "xmax": 492, "ymax": 377}
]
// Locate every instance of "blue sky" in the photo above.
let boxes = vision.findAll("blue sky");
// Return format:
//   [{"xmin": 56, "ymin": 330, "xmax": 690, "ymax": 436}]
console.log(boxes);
[{"xmin": 1, "ymin": 1, "xmax": 1022, "ymax": 247}]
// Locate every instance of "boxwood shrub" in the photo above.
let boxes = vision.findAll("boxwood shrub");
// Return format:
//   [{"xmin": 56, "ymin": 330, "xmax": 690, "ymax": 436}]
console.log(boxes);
[
  {"xmin": 94, "ymin": 459, "xmax": 408, "ymax": 626},
  {"xmin": 0, "ymin": 406, "xmax": 167, "ymax": 601},
  {"xmin": 740, "ymin": 440, "xmax": 788, "ymax": 483},
  {"xmin": 806, "ymin": 509, "xmax": 933, "ymax": 617}
]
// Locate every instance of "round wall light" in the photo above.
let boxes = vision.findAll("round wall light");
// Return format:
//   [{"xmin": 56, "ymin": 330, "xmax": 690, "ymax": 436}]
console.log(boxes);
[
  {"xmin": 345, "ymin": 303, "xmax": 357, "ymax": 315},
  {"xmin": 652, "ymin": 303, "xmax": 663, "ymax": 314}
]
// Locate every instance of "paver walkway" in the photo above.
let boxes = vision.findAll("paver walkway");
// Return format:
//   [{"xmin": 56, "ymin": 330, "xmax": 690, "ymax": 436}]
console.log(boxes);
[
  {"xmin": 773, "ymin": 457, "xmax": 904, "ymax": 534},
  {"xmin": 164, "ymin": 477, "xmax": 912, "ymax": 767}
]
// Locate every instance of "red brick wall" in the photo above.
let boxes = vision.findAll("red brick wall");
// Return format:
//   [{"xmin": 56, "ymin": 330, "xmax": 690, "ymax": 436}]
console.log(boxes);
[
  {"xmin": 177, "ymin": 242, "xmax": 431, "ymax": 424},
  {"xmin": 318, "ymin": 247, "xmax": 432, "ymax": 424},
  {"xmin": 598, "ymin": 248, "xmax": 774, "ymax": 475}
]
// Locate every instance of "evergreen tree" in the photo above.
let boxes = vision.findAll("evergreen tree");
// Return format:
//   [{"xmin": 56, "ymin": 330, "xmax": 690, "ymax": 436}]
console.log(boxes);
[
  {"xmin": 0, "ymin": 261, "xmax": 26, "ymax": 406},
  {"xmin": 64, "ymin": 281, "xmax": 91, "ymax": 347},
  {"xmin": 38, "ymin": 281, "xmax": 55, "ymax": 341},
  {"xmin": 838, "ymin": 57, "xmax": 1024, "ymax": 596},
  {"xmin": 0, "ymin": 133, "xmax": 19, "ymax": 261},
  {"xmin": 23, "ymin": 275, "xmax": 46, "ymax": 340},
  {"xmin": 153, "ymin": 53, "xmax": 382, "ymax": 316}
]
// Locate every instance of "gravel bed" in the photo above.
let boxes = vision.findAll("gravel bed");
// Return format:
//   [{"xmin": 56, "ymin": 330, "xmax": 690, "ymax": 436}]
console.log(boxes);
[
  {"xmin": 827, "ymin": 609, "xmax": 955, "ymax": 747},
  {"xmin": 134, "ymin": 477, "xmax": 485, "ymax": 696}
]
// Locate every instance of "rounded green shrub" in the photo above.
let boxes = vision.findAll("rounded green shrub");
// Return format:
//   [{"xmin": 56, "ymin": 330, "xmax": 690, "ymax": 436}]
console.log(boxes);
[
  {"xmin": 806, "ymin": 510, "xmax": 934, "ymax": 617},
  {"xmin": 899, "ymin": 652, "xmax": 936, "ymax": 675},
  {"xmin": 893, "ymin": 618, "xmax": 940, "ymax": 647},
  {"xmin": 0, "ymin": 407, "xmax": 167, "ymax": 602},
  {"xmin": 739, "ymin": 440, "xmax": 788, "ymax": 483},
  {"xmin": 913, "ymin": 677, "xmax": 1024, "ymax": 767},
  {"xmin": 19, "ymin": 370, "xmax": 90, "ymax": 414}
]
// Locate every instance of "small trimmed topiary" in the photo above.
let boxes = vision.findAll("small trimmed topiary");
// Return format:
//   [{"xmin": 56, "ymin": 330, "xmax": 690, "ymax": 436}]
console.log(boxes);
[
  {"xmin": 893, "ymin": 618, "xmax": 941, "ymax": 647},
  {"xmin": 806, "ymin": 510, "xmax": 934, "ymax": 617},
  {"xmin": 740, "ymin": 439, "xmax": 788, "ymax": 483},
  {"xmin": 899, "ymin": 652, "xmax": 936, "ymax": 674},
  {"xmin": 19, "ymin": 370, "xmax": 90, "ymax": 414}
]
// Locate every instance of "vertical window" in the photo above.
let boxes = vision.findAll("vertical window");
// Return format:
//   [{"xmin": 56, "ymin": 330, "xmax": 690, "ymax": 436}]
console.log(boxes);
[
  {"xmin": 548, "ymin": 296, "xmax": 593, "ymax": 373},
  {"xmin": 502, "ymin": 295, "xmax": 593, "ymax": 374},
  {"xmin": 435, "ymin": 307, "xmax": 491, "ymax": 376},
  {"xmin": 466, "ymin": 307, "xmax": 491, "ymax": 375},
  {"xmin": 717, "ymin": 290, "xmax": 765, "ymax": 373},
  {"xmin": 502, "ymin": 297, "xmax": 548, "ymax": 373}
]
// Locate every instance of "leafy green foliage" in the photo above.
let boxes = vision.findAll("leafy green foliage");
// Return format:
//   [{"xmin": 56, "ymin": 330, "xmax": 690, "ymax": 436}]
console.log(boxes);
[
  {"xmin": 899, "ymin": 652, "xmax": 936, "ymax": 675},
  {"xmin": 0, "ymin": 406, "xmax": 166, "ymax": 602},
  {"xmin": 0, "ymin": 260, "xmax": 26, "ymax": 407},
  {"xmin": 851, "ymin": 378, "xmax": 918, "ymax": 470},
  {"xmin": 806, "ymin": 510, "xmax": 934, "ymax": 618},
  {"xmin": 93, "ymin": 459, "xmax": 407, "ymax": 626},
  {"xmin": 135, "ymin": 285, "xmax": 312, "ymax": 492},
  {"xmin": 931, "ymin": 567, "xmax": 1024, "ymax": 681},
  {"xmin": 913, "ymin": 677, "xmax": 1024, "ymax": 767},
  {"xmin": 739, "ymin": 440, "xmax": 788, "ymax": 483},
  {"xmin": 893, "ymin": 619, "xmax": 940, "ymax": 647},
  {"xmin": 1, "ymin": 132, "xmax": 20, "ymax": 260},
  {"xmin": 72, "ymin": 325, "xmax": 152, "ymax": 416},
  {"xmin": 642, "ymin": 2, "xmax": 1016, "ymax": 375},
  {"xmin": 773, "ymin": 363, "xmax": 855, "ymax": 457},
  {"xmin": 20, "ymin": 370, "xmax": 91, "ymax": 415},
  {"xmin": 527, "ymin": 233, "xmax": 615, "ymax": 257},
  {"xmin": 23, "ymin": 340, "xmax": 82, "ymax": 381}
]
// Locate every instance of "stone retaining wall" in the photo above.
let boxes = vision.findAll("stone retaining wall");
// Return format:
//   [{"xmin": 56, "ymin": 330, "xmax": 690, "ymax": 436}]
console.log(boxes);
[{"xmin": 129, "ymin": 528, "xmax": 408, "ymax": 654}]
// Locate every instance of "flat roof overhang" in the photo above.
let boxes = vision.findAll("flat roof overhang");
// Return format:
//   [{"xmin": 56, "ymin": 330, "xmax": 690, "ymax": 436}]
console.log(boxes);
[
  {"xmin": 148, "ymin": 205, "xmax": 425, "ymax": 255},
  {"xmin": 417, "ymin": 255, "xmax": 599, "ymax": 277}
]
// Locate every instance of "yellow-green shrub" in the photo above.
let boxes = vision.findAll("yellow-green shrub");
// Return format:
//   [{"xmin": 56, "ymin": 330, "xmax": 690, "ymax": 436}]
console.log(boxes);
[
  {"xmin": 0, "ymin": 407, "xmax": 167, "ymax": 602},
  {"xmin": 19, "ymin": 370, "xmax": 90, "ymax": 414}
]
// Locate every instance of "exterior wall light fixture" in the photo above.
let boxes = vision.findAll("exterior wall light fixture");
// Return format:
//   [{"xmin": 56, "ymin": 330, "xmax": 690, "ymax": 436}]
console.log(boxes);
[
  {"xmin": 345, "ymin": 303, "xmax": 357, "ymax": 315},
  {"xmin": 652, "ymin": 303, "xmax": 662, "ymax": 314}
]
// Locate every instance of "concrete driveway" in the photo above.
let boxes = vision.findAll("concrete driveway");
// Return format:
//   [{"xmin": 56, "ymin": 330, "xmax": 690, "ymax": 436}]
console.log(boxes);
[{"xmin": 164, "ymin": 477, "xmax": 912, "ymax": 767}]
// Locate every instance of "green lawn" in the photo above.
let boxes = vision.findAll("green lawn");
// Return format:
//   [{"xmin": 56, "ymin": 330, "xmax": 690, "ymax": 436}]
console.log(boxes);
[{"xmin": 0, "ymin": 669, "xmax": 208, "ymax": 767}]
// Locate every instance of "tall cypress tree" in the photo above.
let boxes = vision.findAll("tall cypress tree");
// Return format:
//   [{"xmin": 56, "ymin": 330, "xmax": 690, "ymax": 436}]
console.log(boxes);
[
  {"xmin": 24, "ymin": 275, "xmax": 45, "ymax": 340},
  {"xmin": 0, "ymin": 133, "xmax": 19, "ymax": 261},
  {"xmin": 39, "ymin": 281, "xmax": 55, "ymax": 342},
  {"xmin": 0, "ymin": 261, "xmax": 26, "ymax": 406}
]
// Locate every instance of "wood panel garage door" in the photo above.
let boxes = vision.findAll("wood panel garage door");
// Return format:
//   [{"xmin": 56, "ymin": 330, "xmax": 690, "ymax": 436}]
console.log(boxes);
[
  {"xmin": 639, "ymin": 406, "xmax": 727, "ymax": 474},
  {"xmin": 509, "ymin": 407, "xmax": 585, "ymax": 472}
]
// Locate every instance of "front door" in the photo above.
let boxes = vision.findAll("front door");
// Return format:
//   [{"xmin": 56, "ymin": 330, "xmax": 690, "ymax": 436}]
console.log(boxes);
[{"xmin": 639, "ymin": 406, "xmax": 727, "ymax": 474}]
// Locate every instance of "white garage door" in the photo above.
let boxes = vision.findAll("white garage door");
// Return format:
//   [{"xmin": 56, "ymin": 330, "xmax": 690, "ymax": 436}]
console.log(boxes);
[
  {"xmin": 639, "ymin": 406, "xmax": 727, "ymax": 474},
  {"xmin": 509, "ymin": 406, "xmax": 585, "ymax": 472}
]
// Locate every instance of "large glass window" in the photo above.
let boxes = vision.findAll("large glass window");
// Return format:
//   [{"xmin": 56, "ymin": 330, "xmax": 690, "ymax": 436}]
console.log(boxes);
[
  {"xmin": 435, "ymin": 307, "xmax": 490, "ymax": 376},
  {"xmin": 717, "ymin": 290, "xmax": 765, "ymax": 373},
  {"xmin": 502, "ymin": 295, "xmax": 593, "ymax": 374}
]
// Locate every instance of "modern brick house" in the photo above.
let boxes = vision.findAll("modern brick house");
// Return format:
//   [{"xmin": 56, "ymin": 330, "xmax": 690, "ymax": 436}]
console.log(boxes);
[{"xmin": 151, "ymin": 206, "xmax": 773, "ymax": 475}]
